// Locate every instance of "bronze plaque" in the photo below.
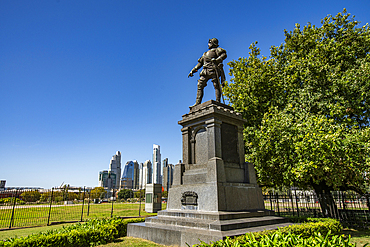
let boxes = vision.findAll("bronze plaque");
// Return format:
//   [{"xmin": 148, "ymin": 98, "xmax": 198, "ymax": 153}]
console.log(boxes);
[{"xmin": 181, "ymin": 191, "xmax": 198, "ymax": 206}]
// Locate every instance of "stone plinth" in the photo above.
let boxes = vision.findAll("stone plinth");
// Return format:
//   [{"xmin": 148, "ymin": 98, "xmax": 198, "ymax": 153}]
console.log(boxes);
[
  {"xmin": 128, "ymin": 210, "xmax": 292, "ymax": 246},
  {"xmin": 128, "ymin": 101, "xmax": 293, "ymax": 246},
  {"xmin": 167, "ymin": 100, "xmax": 264, "ymax": 212}
]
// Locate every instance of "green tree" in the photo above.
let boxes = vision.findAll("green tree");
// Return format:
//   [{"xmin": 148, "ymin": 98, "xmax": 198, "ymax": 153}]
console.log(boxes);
[
  {"xmin": 224, "ymin": 9, "xmax": 370, "ymax": 216},
  {"xmin": 20, "ymin": 190, "xmax": 41, "ymax": 202},
  {"xmin": 162, "ymin": 191, "xmax": 168, "ymax": 198},
  {"xmin": 134, "ymin": 189, "xmax": 145, "ymax": 198},
  {"xmin": 90, "ymin": 187, "xmax": 107, "ymax": 199},
  {"xmin": 117, "ymin": 189, "xmax": 133, "ymax": 200}
]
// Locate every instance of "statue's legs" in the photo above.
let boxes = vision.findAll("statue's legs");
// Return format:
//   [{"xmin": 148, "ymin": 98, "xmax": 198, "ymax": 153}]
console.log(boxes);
[
  {"xmin": 191, "ymin": 77, "xmax": 207, "ymax": 107},
  {"xmin": 191, "ymin": 73, "xmax": 221, "ymax": 107},
  {"xmin": 212, "ymin": 78, "xmax": 221, "ymax": 102},
  {"xmin": 195, "ymin": 87, "xmax": 203, "ymax": 105}
]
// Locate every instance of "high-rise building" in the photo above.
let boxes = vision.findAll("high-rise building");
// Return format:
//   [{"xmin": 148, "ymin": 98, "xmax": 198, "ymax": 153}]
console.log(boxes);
[
  {"xmin": 98, "ymin": 151, "xmax": 121, "ymax": 189},
  {"xmin": 98, "ymin": 170, "xmax": 117, "ymax": 189},
  {"xmin": 162, "ymin": 158, "xmax": 174, "ymax": 191},
  {"xmin": 139, "ymin": 160, "xmax": 152, "ymax": 189},
  {"xmin": 109, "ymin": 151, "xmax": 121, "ymax": 188},
  {"xmin": 0, "ymin": 180, "xmax": 5, "ymax": 191},
  {"xmin": 133, "ymin": 161, "xmax": 140, "ymax": 189},
  {"xmin": 152, "ymin": 144, "xmax": 161, "ymax": 184},
  {"xmin": 121, "ymin": 160, "xmax": 140, "ymax": 189}
]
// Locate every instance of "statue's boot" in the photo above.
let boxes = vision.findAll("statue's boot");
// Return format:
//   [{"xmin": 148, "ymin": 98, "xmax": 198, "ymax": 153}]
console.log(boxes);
[
  {"xmin": 215, "ymin": 87, "xmax": 221, "ymax": 103},
  {"xmin": 190, "ymin": 89, "xmax": 203, "ymax": 109}
]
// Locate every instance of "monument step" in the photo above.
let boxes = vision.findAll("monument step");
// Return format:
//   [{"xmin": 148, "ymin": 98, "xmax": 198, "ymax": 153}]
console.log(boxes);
[
  {"xmin": 219, "ymin": 221, "xmax": 296, "ymax": 236},
  {"xmin": 210, "ymin": 216, "xmax": 289, "ymax": 231},
  {"xmin": 147, "ymin": 215, "xmax": 289, "ymax": 231},
  {"xmin": 158, "ymin": 209, "xmax": 275, "ymax": 220},
  {"xmin": 128, "ymin": 220, "xmax": 296, "ymax": 247}
]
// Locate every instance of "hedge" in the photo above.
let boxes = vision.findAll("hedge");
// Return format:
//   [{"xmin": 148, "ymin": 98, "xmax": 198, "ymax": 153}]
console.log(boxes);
[
  {"xmin": 195, "ymin": 218, "xmax": 346, "ymax": 247},
  {"xmin": 0, "ymin": 217, "xmax": 145, "ymax": 247},
  {"xmin": 197, "ymin": 230, "xmax": 354, "ymax": 247}
]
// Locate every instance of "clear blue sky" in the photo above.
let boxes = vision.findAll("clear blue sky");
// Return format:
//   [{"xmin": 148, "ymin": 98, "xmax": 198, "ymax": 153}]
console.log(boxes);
[{"xmin": 1, "ymin": 1, "xmax": 369, "ymax": 188}]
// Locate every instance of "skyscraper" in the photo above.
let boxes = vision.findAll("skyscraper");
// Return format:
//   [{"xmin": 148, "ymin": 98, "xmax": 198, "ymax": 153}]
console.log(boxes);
[
  {"xmin": 98, "ymin": 170, "xmax": 117, "ymax": 189},
  {"xmin": 139, "ymin": 160, "xmax": 152, "ymax": 189},
  {"xmin": 109, "ymin": 151, "xmax": 122, "ymax": 188},
  {"xmin": 121, "ymin": 160, "xmax": 140, "ymax": 189},
  {"xmin": 0, "ymin": 180, "xmax": 5, "ymax": 191},
  {"xmin": 162, "ymin": 158, "xmax": 174, "ymax": 191},
  {"xmin": 152, "ymin": 144, "xmax": 161, "ymax": 184},
  {"xmin": 98, "ymin": 151, "xmax": 121, "ymax": 189}
]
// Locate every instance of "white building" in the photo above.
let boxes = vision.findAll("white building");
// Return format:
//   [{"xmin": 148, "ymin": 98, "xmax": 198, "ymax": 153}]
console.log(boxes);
[
  {"xmin": 139, "ymin": 160, "xmax": 152, "ymax": 189},
  {"xmin": 152, "ymin": 144, "xmax": 161, "ymax": 184}
]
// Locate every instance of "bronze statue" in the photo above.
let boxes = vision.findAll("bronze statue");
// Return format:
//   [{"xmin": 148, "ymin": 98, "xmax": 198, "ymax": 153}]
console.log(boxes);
[{"xmin": 188, "ymin": 38, "xmax": 227, "ymax": 107}]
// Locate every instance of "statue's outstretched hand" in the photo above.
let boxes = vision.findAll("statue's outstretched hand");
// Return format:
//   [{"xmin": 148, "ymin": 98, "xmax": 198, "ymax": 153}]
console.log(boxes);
[{"xmin": 188, "ymin": 71, "xmax": 194, "ymax": 78}]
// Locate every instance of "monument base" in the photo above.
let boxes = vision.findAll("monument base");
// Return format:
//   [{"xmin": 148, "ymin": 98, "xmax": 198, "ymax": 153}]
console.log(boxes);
[
  {"xmin": 128, "ymin": 210, "xmax": 293, "ymax": 246},
  {"xmin": 128, "ymin": 101, "xmax": 295, "ymax": 246}
]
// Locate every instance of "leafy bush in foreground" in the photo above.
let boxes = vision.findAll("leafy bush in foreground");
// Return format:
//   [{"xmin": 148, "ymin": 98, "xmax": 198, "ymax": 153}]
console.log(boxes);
[
  {"xmin": 195, "ymin": 218, "xmax": 346, "ymax": 247},
  {"xmin": 0, "ymin": 217, "xmax": 144, "ymax": 247},
  {"xmin": 197, "ymin": 231, "xmax": 355, "ymax": 247}
]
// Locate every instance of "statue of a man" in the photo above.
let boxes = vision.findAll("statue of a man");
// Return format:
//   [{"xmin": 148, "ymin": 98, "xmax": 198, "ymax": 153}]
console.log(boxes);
[{"xmin": 188, "ymin": 38, "xmax": 227, "ymax": 107}]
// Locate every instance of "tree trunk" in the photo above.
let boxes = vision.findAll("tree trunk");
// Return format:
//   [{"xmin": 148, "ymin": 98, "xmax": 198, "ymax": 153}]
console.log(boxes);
[{"xmin": 311, "ymin": 181, "xmax": 339, "ymax": 219}]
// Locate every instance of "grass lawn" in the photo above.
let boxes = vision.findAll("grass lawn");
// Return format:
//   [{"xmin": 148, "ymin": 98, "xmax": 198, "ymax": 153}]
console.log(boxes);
[
  {"xmin": 97, "ymin": 237, "xmax": 169, "ymax": 247},
  {"xmin": 0, "ymin": 222, "xmax": 74, "ymax": 241},
  {"xmin": 343, "ymin": 228, "xmax": 370, "ymax": 247},
  {"xmin": 0, "ymin": 202, "xmax": 162, "ymax": 229}
]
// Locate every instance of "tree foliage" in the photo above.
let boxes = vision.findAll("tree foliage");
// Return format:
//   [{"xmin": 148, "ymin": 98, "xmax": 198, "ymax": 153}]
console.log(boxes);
[
  {"xmin": 117, "ymin": 189, "xmax": 133, "ymax": 200},
  {"xmin": 224, "ymin": 9, "xmax": 370, "ymax": 195},
  {"xmin": 20, "ymin": 190, "xmax": 41, "ymax": 202},
  {"xmin": 134, "ymin": 189, "xmax": 145, "ymax": 198},
  {"xmin": 90, "ymin": 187, "xmax": 107, "ymax": 199}
]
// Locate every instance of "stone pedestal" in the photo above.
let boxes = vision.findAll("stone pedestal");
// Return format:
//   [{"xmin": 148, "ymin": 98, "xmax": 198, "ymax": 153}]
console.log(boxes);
[{"xmin": 128, "ymin": 101, "xmax": 293, "ymax": 246}]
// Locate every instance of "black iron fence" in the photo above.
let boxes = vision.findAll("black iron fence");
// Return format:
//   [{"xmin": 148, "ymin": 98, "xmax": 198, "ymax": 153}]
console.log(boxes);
[
  {"xmin": 264, "ymin": 189, "xmax": 370, "ymax": 228},
  {"xmin": 2, "ymin": 187, "xmax": 369, "ymax": 229},
  {"xmin": 0, "ymin": 187, "xmax": 149, "ymax": 229}
]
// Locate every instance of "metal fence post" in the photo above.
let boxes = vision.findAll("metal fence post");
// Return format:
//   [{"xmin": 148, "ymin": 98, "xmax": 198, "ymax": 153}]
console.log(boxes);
[
  {"xmin": 289, "ymin": 190, "xmax": 295, "ymax": 217},
  {"xmin": 9, "ymin": 189, "xmax": 18, "ymax": 229},
  {"xmin": 269, "ymin": 192, "xmax": 273, "ymax": 211},
  {"xmin": 87, "ymin": 190, "xmax": 91, "ymax": 217},
  {"xmin": 47, "ymin": 188, "xmax": 54, "ymax": 225},
  {"xmin": 276, "ymin": 192, "xmax": 280, "ymax": 216},
  {"xmin": 110, "ymin": 187, "xmax": 114, "ymax": 218},
  {"xmin": 138, "ymin": 189, "xmax": 142, "ymax": 217},
  {"xmin": 111, "ymin": 187, "xmax": 114, "ymax": 218},
  {"xmin": 80, "ymin": 187, "xmax": 85, "ymax": 222}
]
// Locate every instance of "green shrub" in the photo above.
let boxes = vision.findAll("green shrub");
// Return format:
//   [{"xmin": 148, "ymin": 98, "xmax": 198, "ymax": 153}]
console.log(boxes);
[
  {"xmin": 0, "ymin": 217, "xmax": 145, "ymax": 247},
  {"xmin": 197, "ymin": 230, "xmax": 355, "ymax": 247},
  {"xmin": 194, "ymin": 218, "xmax": 344, "ymax": 247},
  {"xmin": 20, "ymin": 191, "xmax": 41, "ymax": 202},
  {"xmin": 0, "ymin": 198, "xmax": 24, "ymax": 205}
]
